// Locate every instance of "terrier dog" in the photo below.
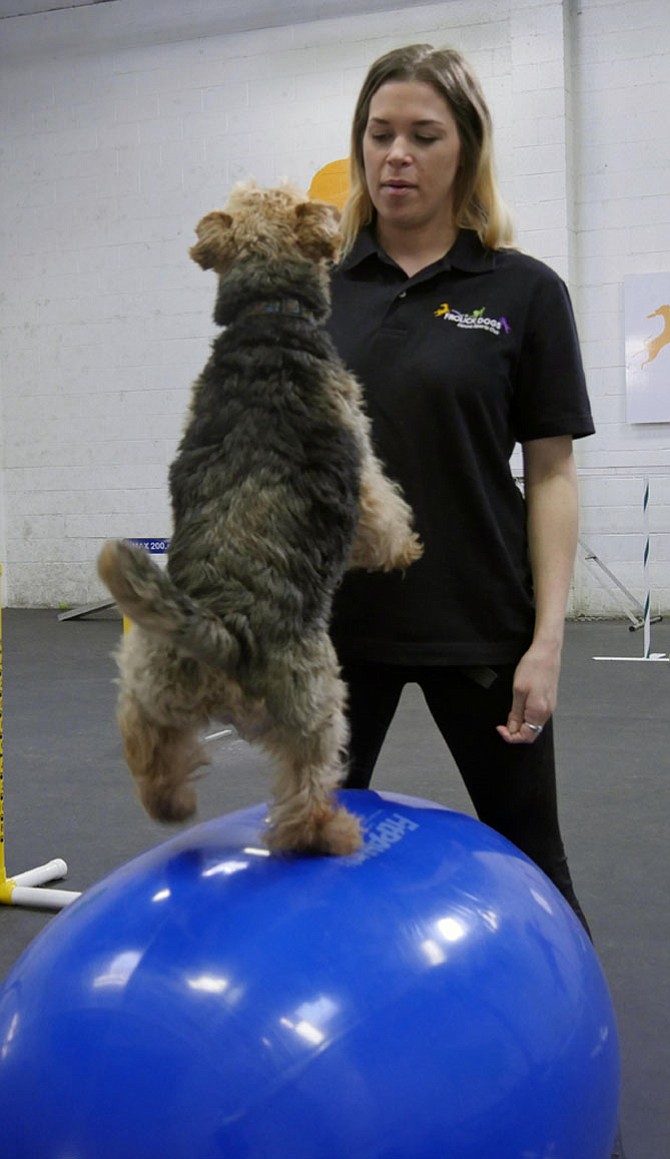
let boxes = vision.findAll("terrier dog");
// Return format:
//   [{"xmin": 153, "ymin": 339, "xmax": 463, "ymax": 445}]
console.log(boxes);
[{"xmin": 98, "ymin": 181, "xmax": 422, "ymax": 856}]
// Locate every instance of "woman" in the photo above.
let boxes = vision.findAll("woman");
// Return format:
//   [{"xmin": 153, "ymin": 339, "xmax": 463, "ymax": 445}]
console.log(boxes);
[
  {"xmin": 327, "ymin": 44, "xmax": 594, "ymax": 929},
  {"xmin": 327, "ymin": 55, "xmax": 631, "ymax": 1155}
]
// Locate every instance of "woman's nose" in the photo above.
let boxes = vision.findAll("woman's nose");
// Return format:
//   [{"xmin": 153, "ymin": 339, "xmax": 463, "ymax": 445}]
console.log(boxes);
[{"xmin": 386, "ymin": 136, "xmax": 410, "ymax": 164}]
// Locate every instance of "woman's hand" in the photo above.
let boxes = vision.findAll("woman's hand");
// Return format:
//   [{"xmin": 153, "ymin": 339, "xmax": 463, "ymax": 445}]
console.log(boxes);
[{"xmin": 496, "ymin": 641, "xmax": 561, "ymax": 744}]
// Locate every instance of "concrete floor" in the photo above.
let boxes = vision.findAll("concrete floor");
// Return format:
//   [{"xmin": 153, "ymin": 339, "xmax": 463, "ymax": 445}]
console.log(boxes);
[{"xmin": 1, "ymin": 609, "xmax": 668, "ymax": 1157}]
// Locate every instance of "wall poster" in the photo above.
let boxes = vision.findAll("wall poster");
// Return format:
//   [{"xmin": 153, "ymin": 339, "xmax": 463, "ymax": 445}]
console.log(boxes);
[{"xmin": 624, "ymin": 273, "xmax": 670, "ymax": 424}]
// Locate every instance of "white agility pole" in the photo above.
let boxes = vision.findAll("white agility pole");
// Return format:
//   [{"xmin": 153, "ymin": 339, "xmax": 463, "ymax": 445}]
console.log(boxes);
[
  {"xmin": 642, "ymin": 476, "xmax": 652, "ymax": 658},
  {"xmin": 0, "ymin": 565, "xmax": 82, "ymax": 910},
  {"xmin": 593, "ymin": 477, "xmax": 668, "ymax": 663}
]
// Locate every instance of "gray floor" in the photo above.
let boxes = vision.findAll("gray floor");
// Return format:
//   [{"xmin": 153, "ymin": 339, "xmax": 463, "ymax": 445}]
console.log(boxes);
[{"xmin": 1, "ymin": 609, "xmax": 668, "ymax": 1157}]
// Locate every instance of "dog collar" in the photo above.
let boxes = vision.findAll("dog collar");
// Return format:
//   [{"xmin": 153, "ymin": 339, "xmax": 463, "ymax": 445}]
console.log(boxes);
[{"xmin": 239, "ymin": 299, "xmax": 316, "ymax": 325}]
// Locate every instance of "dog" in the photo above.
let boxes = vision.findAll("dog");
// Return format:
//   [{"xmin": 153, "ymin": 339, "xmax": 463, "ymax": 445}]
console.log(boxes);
[{"xmin": 98, "ymin": 180, "xmax": 422, "ymax": 856}]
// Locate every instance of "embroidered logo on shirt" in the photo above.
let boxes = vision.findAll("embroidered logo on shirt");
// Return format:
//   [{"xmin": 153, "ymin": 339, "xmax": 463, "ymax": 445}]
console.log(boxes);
[{"xmin": 434, "ymin": 302, "xmax": 511, "ymax": 336}]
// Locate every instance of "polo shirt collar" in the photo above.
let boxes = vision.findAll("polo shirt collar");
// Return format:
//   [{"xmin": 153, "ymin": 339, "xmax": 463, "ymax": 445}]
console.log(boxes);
[{"xmin": 338, "ymin": 223, "xmax": 496, "ymax": 275}]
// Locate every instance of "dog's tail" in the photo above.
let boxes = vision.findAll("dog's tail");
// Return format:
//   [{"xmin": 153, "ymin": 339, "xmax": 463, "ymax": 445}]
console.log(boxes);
[{"xmin": 97, "ymin": 539, "xmax": 244, "ymax": 670}]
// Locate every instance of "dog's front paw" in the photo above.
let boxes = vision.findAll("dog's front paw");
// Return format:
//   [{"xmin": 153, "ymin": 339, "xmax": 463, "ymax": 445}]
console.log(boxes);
[
  {"xmin": 137, "ymin": 779, "xmax": 197, "ymax": 824},
  {"xmin": 390, "ymin": 531, "xmax": 423, "ymax": 571}
]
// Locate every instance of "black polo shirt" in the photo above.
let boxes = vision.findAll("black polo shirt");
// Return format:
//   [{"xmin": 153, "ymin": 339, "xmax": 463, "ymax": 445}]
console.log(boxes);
[{"xmin": 326, "ymin": 226, "xmax": 595, "ymax": 666}]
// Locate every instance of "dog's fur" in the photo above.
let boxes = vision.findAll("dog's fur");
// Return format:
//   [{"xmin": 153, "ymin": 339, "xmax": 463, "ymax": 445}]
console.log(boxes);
[{"xmin": 98, "ymin": 181, "xmax": 422, "ymax": 856}]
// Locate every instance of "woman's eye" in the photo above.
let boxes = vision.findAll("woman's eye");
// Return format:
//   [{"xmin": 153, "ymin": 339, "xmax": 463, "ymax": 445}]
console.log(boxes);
[{"xmin": 366, "ymin": 131, "xmax": 440, "ymax": 145}]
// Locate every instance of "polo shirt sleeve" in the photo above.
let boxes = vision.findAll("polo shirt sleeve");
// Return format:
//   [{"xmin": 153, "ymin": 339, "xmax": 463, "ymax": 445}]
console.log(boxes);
[{"xmin": 511, "ymin": 267, "xmax": 595, "ymax": 443}]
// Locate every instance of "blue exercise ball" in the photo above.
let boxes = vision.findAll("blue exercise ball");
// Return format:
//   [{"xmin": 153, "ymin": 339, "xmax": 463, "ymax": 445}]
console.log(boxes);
[{"xmin": 0, "ymin": 791, "xmax": 619, "ymax": 1158}]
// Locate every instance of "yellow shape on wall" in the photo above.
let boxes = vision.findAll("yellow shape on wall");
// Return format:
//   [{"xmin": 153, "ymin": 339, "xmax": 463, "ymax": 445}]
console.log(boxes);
[{"xmin": 308, "ymin": 158, "xmax": 351, "ymax": 209}]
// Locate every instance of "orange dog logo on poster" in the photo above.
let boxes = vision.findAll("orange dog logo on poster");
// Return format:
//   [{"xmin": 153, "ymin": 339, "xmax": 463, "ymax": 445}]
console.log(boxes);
[
  {"xmin": 624, "ymin": 273, "xmax": 670, "ymax": 423},
  {"xmin": 642, "ymin": 304, "xmax": 670, "ymax": 367}
]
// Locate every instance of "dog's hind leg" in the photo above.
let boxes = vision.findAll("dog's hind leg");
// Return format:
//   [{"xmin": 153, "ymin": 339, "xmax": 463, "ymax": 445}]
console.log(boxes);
[
  {"xmin": 265, "ymin": 722, "xmax": 363, "ymax": 856},
  {"xmin": 118, "ymin": 693, "xmax": 209, "ymax": 823},
  {"xmin": 259, "ymin": 645, "xmax": 362, "ymax": 856}
]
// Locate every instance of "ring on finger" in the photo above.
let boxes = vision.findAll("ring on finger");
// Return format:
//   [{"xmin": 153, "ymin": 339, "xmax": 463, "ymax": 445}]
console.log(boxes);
[{"xmin": 523, "ymin": 721, "xmax": 543, "ymax": 734}]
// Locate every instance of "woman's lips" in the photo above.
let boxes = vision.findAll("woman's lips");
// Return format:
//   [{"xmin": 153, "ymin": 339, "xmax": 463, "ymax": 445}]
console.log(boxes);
[{"xmin": 382, "ymin": 181, "xmax": 416, "ymax": 195}]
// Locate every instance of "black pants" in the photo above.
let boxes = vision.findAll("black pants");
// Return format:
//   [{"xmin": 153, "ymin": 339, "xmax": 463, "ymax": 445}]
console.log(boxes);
[{"xmin": 340, "ymin": 660, "xmax": 590, "ymax": 935}]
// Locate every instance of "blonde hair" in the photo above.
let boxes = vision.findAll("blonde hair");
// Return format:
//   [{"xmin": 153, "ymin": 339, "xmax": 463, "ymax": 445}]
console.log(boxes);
[{"xmin": 340, "ymin": 44, "xmax": 514, "ymax": 254}]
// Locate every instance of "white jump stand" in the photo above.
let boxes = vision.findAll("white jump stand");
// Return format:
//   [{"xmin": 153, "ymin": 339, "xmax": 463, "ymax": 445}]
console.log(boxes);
[
  {"xmin": 0, "ymin": 564, "xmax": 82, "ymax": 911},
  {"xmin": 0, "ymin": 860, "xmax": 81, "ymax": 911},
  {"xmin": 592, "ymin": 477, "xmax": 668, "ymax": 664}
]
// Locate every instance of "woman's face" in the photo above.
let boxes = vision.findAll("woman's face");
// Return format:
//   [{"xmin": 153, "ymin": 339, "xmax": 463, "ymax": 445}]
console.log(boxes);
[{"xmin": 362, "ymin": 80, "xmax": 462, "ymax": 235}]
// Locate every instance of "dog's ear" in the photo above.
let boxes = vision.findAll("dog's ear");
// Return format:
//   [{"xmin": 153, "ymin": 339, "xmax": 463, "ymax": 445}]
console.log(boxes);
[
  {"xmin": 294, "ymin": 201, "xmax": 342, "ymax": 262},
  {"xmin": 189, "ymin": 211, "xmax": 234, "ymax": 271}
]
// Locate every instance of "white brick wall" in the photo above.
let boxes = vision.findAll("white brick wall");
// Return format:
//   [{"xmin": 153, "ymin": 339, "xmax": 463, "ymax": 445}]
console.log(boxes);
[
  {"xmin": 572, "ymin": 0, "xmax": 670, "ymax": 617},
  {"xmin": 1, "ymin": 0, "xmax": 669, "ymax": 615}
]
